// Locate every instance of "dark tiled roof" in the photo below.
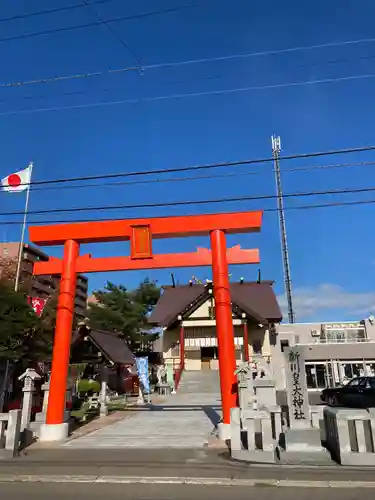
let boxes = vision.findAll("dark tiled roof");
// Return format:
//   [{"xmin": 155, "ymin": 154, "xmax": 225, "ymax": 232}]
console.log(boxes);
[
  {"xmin": 149, "ymin": 284, "xmax": 206, "ymax": 328},
  {"xmin": 148, "ymin": 281, "xmax": 282, "ymax": 327},
  {"xmin": 230, "ymin": 282, "xmax": 282, "ymax": 323},
  {"xmin": 72, "ymin": 327, "xmax": 135, "ymax": 365}
]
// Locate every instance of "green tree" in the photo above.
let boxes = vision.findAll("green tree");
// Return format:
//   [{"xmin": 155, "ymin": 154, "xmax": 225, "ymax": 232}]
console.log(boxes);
[
  {"xmin": 87, "ymin": 279, "xmax": 160, "ymax": 352},
  {"xmin": 0, "ymin": 280, "xmax": 57, "ymax": 364},
  {"xmin": 0, "ymin": 280, "xmax": 38, "ymax": 362}
]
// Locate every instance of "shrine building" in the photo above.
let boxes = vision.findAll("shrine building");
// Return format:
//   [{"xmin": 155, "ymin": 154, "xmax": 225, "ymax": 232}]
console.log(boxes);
[
  {"xmin": 150, "ymin": 281, "xmax": 375, "ymax": 398},
  {"xmin": 149, "ymin": 280, "xmax": 282, "ymax": 371}
]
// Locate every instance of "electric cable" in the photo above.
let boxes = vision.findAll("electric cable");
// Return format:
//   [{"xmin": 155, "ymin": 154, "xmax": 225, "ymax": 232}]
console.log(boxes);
[
  {"xmin": 2, "ymin": 184, "xmax": 375, "ymax": 217},
  {"xmin": 1, "ymin": 197, "xmax": 374, "ymax": 226},
  {"xmin": 3, "ymin": 144, "xmax": 374, "ymax": 189}
]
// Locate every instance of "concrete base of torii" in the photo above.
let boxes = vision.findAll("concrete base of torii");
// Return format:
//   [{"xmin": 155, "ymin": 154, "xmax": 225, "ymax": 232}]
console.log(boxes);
[
  {"xmin": 218, "ymin": 422, "xmax": 231, "ymax": 441},
  {"xmin": 39, "ymin": 423, "xmax": 69, "ymax": 442}
]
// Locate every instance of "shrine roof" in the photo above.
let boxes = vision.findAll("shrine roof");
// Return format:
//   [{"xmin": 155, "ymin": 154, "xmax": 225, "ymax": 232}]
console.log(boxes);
[
  {"xmin": 72, "ymin": 326, "xmax": 135, "ymax": 365},
  {"xmin": 148, "ymin": 281, "xmax": 282, "ymax": 327}
]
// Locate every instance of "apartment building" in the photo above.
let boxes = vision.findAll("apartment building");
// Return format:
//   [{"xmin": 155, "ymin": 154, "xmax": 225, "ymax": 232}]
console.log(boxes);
[{"xmin": 0, "ymin": 242, "xmax": 88, "ymax": 319}]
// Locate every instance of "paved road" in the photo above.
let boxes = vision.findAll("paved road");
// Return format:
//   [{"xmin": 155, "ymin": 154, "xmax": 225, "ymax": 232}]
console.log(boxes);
[
  {"xmin": 0, "ymin": 483, "xmax": 373, "ymax": 500},
  {"xmin": 62, "ymin": 371, "xmax": 221, "ymax": 449},
  {"xmin": 3, "ymin": 448, "xmax": 375, "ymax": 483}
]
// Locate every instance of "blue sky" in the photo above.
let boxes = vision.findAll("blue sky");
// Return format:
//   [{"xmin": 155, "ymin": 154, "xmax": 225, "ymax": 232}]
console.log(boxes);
[{"xmin": 1, "ymin": 0, "xmax": 375, "ymax": 322}]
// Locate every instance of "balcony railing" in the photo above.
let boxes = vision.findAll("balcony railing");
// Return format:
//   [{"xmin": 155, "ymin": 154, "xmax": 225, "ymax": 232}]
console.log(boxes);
[{"xmin": 313, "ymin": 337, "xmax": 369, "ymax": 344}]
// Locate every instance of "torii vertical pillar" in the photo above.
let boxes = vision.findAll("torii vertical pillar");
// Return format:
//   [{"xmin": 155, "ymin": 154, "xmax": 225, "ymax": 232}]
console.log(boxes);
[
  {"xmin": 40, "ymin": 239, "xmax": 79, "ymax": 442},
  {"xmin": 210, "ymin": 229, "xmax": 237, "ymax": 439}
]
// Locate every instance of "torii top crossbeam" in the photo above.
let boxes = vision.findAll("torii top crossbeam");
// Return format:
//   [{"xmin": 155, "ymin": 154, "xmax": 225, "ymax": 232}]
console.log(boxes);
[{"xmin": 29, "ymin": 211, "xmax": 262, "ymax": 246}]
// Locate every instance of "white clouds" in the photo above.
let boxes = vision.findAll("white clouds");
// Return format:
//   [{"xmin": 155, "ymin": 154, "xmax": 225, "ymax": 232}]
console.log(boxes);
[{"xmin": 277, "ymin": 284, "xmax": 375, "ymax": 320}]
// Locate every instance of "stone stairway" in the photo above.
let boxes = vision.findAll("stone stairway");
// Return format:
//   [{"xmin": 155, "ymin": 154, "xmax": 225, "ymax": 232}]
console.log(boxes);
[{"xmin": 62, "ymin": 370, "xmax": 222, "ymax": 449}]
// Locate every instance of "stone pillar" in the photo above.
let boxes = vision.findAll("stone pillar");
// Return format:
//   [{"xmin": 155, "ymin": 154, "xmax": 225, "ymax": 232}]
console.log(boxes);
[
  {"xmin": 137, "ymin": 384, "xmax": 145, "ymax": 405},
  {"xmin": 262, "ymin": 327, "xmax": 271, "ymax": 357},
  {"xmin": 5, "ymin": 409, "xmax": 21, "ymax": 457},
  {"xmin": 230, "ymin": 407, "xmax": 242, "ymax": 451},
  {"xmin": 242, "ymin": 319, "xmax": 249, "ymax": 362},
  {"xmin": 244, "ymin": 416, "xmax": 256, "ymax": 450},
  {"xmin": 18, "ymin": 368, "xmax": 41, "ymax": 432},
  {"xmin": 261, "ymin": 414, "xmax": 274, "ymax": 452},
  {"xmin": 284, "ymin": 346, "xmax": 310, "ymax": 427},
  {"xmin": 41, "ymin": 381, "xmax": 50, "ymax": 414},
  {"xmin": 281, "ymin": 346, "xmax": 330, "ymax": 463},
  {"xmin": 166, "ymin": 363, "xmax": 174, "ymax": 387},
  {"xmin": 100, "ymin": 381, "xmax": 109, "ymax": 416},
  {"xmin": 0, "ymin": 418, "xmax": 6, "ymax": 448}
]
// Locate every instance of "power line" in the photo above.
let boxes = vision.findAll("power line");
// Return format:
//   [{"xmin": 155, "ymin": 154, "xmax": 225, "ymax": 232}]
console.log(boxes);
[
  {"xmin": 3, "ymin": 144, "xmax": 375, "ymax": 189},
  {"xmin": 1, "ymin": 197, "xmax": 375, "ymax": 226},
  {"xmin": 145, "ymin": 37, "xmax": 375, "ymax": 70},
  {"xmin": 3, "ymin": 185, "xmax": 375, "ymax": 217},
  {"xmin": 173, "ymin": 52, "xmax": 375, "ymax": 86},
  {"xmin": 5, "ymin": 52, "xmax": 375, "ymax": 105},
  {"xmin": 2, "ymin": 36, "xmax": 375, "ymax": 90},
  {"xmin": 0, "ymin": 0, "xmax": 116, "ymax": 23},
  {"xmin": 16, "ymin": 160, "xmax": 375, "ymax": 194},
  {"xmin": 2, "ymin": 72, "xmax": 375, "ymax": 116},
  {"xmin": 83, "ymin": 0, "xmax": 142, "ymax": 68},
  {"xmin": 0, "ymin": 66, "xmax": 139, "ymax": 90},
  {"xmin": 0, "ymin": 4, "xmax": 199, "ymax": 44}
]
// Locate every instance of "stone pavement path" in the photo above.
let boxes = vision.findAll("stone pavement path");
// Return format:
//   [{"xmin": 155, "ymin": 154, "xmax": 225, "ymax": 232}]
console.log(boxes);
[{"xmin": 62, "ymin": 371, "xmax": 222, "ymax": 449}]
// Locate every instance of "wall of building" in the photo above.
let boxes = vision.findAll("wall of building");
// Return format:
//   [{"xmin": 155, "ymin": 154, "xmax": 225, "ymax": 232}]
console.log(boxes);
[
  {"xmin": 269, "ymin": 319, "xmax": 375, "ymax": 389},
  {"xmin": 161, "ymin": 322, "xmax": 270, "ymax": 370}
]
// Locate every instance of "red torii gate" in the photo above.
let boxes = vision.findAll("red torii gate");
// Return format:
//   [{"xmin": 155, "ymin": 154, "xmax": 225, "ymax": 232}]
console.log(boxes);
[{"xmin": 30, "ymin": 210, "xmax": 262, "ymax": 441}]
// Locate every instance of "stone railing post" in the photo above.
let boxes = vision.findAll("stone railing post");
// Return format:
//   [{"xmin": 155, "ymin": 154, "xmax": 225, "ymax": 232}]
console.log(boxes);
[
  {"xmin": 324, "ymin": 407, "xmax": 375, "ymax": 465},
  {"xmin": 0, "ymin": 415, "xmax": 6, "ymax": 448},
  {"xmin": 5, "ymin": 409, "xmax": 22, "ymax": 457},
  {"xmin": 41, "ymin": 381, "xmax": 50, "ymax": 414}
]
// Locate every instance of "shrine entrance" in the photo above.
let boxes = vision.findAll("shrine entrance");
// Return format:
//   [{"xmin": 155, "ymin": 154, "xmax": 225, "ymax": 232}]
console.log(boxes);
[{"xmin": 30, "ymin": 211, "xmax": 262, "ymax": 441}]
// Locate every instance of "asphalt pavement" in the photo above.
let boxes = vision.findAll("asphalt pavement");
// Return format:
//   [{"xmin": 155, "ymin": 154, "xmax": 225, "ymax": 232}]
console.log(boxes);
[
  {"xmin": 1, "ymin": 448, "xmax": 375, "ymax": 484},
  {"xmin": 0, "ymin": 483, "xmax": 373, "ymax": 500}
]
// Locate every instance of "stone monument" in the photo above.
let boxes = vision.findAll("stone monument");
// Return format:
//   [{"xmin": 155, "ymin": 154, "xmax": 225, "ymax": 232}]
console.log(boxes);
[{"xmin": 280, "ymin": 346, "xmax": 330, "ymax": 463}]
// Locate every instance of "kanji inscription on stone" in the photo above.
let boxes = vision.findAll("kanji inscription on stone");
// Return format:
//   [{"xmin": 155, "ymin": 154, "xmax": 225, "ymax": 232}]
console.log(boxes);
[{"xmin": 285, "ymin": 346, "xmax": 309, "ymax": 425}]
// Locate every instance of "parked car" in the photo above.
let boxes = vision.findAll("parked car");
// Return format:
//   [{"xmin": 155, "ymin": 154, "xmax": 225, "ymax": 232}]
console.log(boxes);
[{"xmin": 320, "ymin": 376, "xmax": 375, "ymax": 408}]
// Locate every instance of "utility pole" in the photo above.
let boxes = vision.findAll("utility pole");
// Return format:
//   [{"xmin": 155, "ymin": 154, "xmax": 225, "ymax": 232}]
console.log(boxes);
[{"xmin": 271, "ymin": 136, "xmax": 295, "ymax": 323}]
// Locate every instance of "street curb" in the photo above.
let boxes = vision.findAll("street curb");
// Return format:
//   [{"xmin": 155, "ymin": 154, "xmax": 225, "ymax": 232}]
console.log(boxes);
[{"xmin": 1, "ymin": 475, "xmax": 375, "ymax": 488}]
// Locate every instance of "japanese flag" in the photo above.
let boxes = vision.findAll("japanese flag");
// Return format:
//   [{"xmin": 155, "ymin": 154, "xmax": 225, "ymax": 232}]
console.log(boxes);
[{"xmin": 1, "ymin": 166, "xmax": 32, "ymax": 192}]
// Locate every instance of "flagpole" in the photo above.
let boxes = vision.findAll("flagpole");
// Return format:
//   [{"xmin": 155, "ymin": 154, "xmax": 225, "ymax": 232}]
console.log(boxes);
[
  {"xmin": 0, "ymin": 163, "xmax": 33, "ymax": 411},
  {"xmin": 14, "ymin": 162, "xmax": 33, "ymax": 293}
]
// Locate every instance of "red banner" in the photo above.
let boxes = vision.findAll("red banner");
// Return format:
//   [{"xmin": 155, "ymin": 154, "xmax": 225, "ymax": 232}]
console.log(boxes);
[{"xmin": 28, "ymin": 297, "xmax": 47, "ymax": 317}]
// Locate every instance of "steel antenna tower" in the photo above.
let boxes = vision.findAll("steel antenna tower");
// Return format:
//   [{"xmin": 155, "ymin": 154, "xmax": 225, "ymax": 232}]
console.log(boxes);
[{"xmin": 271, "ymin": 135, "xmax": 295, "ymax": 323}]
